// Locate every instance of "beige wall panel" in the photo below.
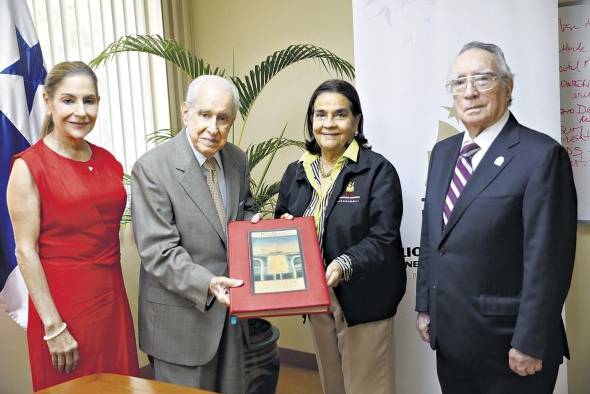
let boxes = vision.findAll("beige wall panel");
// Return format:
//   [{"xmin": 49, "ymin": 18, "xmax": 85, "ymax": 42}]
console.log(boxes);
[
  {"xmin": 566, "ymin": 225, "xmax": 590, "ymax": 394},
  {"xmin": 0, "ymin": 314, "xmax": 31, "ymax": 392},
  {"xmin": 120, "ymin": 226, "xmax": 150, "ymax": 368}
]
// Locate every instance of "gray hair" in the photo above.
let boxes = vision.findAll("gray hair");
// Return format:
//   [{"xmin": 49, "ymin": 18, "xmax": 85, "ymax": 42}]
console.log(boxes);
[
  {"xmin": 185, "ymin": 75, "xmax": 240, "ymax": 116},
  {"xmin": 458, "ymin": 41, "xmax": 514, "ymax": 80},
  {"xmin": 458, "ymin": 41, "xmax": 514, "ymax": 105}
]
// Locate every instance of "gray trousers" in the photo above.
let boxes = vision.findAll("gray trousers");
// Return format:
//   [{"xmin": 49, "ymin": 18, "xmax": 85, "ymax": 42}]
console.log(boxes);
[{"xmin": 152, "ymin": 316, "xmax": 245, "ymax": 394}]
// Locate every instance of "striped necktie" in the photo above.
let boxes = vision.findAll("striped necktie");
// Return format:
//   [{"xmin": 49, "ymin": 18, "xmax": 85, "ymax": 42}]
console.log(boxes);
[
  {"xmin": 203, "ymin": 157, "xmax": 227, "ymax": 232},
  {"xmin": 443, "ymin": 141, "xmax": 480, "ymax": 225}
]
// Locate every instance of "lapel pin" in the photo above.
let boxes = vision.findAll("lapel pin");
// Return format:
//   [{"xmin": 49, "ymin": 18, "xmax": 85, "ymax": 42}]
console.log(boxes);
[{"xmin": 494, "ymin": 156, "xmax": 504, "ymax": 167}]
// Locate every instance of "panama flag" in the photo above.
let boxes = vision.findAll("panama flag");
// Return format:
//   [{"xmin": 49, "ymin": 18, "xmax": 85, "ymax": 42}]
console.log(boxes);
[{"xmin": 0, "ymin": 0, "xmax": 47, "ymax": 328}]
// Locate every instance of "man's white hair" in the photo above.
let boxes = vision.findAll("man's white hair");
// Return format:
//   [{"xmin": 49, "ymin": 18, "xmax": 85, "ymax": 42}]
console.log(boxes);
[{"xmin": 185, "ymin": 75, "xmax": 240, "ymax": 115}]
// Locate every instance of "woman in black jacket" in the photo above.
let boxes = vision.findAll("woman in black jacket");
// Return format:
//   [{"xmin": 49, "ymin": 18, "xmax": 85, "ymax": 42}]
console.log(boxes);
[{"xmin": 275, "ymin": 79, "xmax": 406, "ymax": 394}]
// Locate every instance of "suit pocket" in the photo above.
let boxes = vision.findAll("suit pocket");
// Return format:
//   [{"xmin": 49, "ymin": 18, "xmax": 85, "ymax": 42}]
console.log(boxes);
[
  {"xmin": 479, "ymin": 295, "xmax": 520, "ymax": 316},
  {"xmin": 146, "ymin": 286, "xmax": 194, "ymax": 307}
]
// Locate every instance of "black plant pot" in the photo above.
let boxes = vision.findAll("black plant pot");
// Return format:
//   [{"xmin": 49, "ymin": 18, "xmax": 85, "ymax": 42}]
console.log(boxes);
[{"xmin": 244, "ymin": 318, "xmax": 280, "ymax": 394}]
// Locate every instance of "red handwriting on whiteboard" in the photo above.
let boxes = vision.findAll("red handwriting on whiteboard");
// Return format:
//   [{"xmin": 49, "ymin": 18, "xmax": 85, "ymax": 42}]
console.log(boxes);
[
  {"xmin": 561, "ymin": 107, "xmax": 574, "ymax": 115},
  {"xmin": 560, "ymin": 42, "xmax": 586, "ymax": 53},
  {"xmin": 559, "ymin": 58, "xmax": 590, "ymax": 72},
  {"xmin": 559, "ymin": 18, "xmax": 581, "ymax": 32},
  {"xmin": 570, "ymin": 90, "xmax": 590, "ymax": 99},
  {"xmin": 565, "ymin": 147, "xmax": 590, "ymax": 168},
  {"xmin": 561, "ymin": 125, "xmax": 590, "ymax": 144},
  {"xmin": 561, "ymin": 79, "xmax": 590, "ymax": 88}
]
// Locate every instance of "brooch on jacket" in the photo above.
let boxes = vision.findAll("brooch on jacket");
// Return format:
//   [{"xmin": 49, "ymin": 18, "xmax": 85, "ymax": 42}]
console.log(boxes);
[{"xmin": 337, "ymin": 181, "xmax": 361, "ymax": 203}]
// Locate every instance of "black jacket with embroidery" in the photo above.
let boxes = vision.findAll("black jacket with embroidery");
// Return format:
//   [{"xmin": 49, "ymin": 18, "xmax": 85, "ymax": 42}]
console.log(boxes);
[{"xmin": 275, "ymin": 147, "xmax": 406, "ymax": 326}]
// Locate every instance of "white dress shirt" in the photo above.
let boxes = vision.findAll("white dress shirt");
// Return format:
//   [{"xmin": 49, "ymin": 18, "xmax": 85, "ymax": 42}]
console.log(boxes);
[
  {"xmin": 186, "ymin": 129, "xmax": 228, "ymax": 209},
  {"xmin": 461, "ymin": 109, "xmax": 509, "ymax": 170}
]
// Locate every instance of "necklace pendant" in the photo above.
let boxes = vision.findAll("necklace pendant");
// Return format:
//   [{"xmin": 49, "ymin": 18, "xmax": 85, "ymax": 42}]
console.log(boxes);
[
  {"xmin": 88, "ymin": 166, "xmax": 94, "ymax": 171},
  {"xmin": 319, "ymin": 159, "xmax": 333, "ymax": 178}
]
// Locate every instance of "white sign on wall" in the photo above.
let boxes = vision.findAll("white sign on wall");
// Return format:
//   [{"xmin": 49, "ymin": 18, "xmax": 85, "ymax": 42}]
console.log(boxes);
[{"xmin": 352, "ymin": 0, "xmax": 564, "ymax": 393}]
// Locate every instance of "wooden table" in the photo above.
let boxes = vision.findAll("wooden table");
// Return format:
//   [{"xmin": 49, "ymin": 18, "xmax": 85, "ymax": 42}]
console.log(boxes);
[{"xmin": 37, "ymin": 373, "xmax": 217, "ymax": 394}]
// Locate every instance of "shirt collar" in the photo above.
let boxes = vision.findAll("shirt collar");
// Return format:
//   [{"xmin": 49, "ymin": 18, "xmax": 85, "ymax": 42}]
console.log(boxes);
[
  {"xmin": 299, "ymin": 139, "xmax": 360, "ymax": 164},
  {"xmin": 185, "ymin": 128, "xmax": 222, "ymax": 168},
  {"xmin": 461, "ymin": 109, "xmax": 509, "ymax": 149}
]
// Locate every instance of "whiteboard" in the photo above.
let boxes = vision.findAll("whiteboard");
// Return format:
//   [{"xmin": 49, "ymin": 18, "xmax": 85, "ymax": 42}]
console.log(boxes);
[{"xmin": 559, "ymin": 2, "xmax": 590, "ymax": 221}]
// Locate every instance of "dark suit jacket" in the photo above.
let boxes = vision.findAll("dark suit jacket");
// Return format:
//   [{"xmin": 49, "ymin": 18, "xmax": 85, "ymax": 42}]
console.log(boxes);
[
  {"xmin": 131, "ymin": 131, "xmax": 254, "ymax": 366},
  {"xmin": 416, "ymin": 113, "xmax": 577, "ymax": 369}
]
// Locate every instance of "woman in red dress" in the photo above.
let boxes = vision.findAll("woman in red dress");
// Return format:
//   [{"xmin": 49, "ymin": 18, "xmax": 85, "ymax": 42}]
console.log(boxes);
[{"xmin": 6, "ymin": 61, "xmax": 139, "ymax": 391}]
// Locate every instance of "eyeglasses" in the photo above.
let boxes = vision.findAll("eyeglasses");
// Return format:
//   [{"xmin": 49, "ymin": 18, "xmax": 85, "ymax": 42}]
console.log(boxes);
[{"xmin": 446, "ymin": 74, "xmax": 500, "ymax": 95}]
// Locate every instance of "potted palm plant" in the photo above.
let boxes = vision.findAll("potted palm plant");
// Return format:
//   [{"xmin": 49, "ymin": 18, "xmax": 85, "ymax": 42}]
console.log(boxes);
[
  {"xmin": 90, "ymin": 35, "xmax": 354, "ymax": 217},
  {"xmin": 90, "ymin": 34, "xmax": 354, "ymax": 393}
]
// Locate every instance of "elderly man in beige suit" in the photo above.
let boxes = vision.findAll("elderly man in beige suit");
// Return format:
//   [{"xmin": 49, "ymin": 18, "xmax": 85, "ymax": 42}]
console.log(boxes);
[{"xmin": 131, "ymin": 75, "xmax": 258, "ymax": 393}]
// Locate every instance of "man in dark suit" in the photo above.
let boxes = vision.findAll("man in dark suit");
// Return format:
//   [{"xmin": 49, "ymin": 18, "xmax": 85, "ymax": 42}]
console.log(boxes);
[
  {"xmin": 416, "ymin": 42, "xmax": 577, "ymax": 394},
  {"xmin": 132, "ymin": 75, "xmax": 258, "ymax": 393}
]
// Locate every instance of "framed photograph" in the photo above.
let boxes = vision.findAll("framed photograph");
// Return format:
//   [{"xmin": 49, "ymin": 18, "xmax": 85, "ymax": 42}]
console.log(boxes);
[{"xmin": 250, "ymin": 228, "xmax": 307, "ymax": 294}]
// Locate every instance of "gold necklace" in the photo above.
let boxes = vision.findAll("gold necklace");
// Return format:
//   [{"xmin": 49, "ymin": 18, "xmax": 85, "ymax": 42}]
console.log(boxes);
[{"xmin": 319, "ymin": 157, "xmax": 334, "ymax": 178}]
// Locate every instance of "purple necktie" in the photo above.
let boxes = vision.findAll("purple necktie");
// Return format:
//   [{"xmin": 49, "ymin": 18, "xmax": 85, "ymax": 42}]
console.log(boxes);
[{"xmin": 443, "ymin": 141, "xmax": 480, "ymax": 225}]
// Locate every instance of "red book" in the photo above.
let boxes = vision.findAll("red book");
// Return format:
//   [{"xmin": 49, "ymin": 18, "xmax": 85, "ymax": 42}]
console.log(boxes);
[{"xmin": 228, "ymin": 217, "xmax": 330, "ymax": 319}]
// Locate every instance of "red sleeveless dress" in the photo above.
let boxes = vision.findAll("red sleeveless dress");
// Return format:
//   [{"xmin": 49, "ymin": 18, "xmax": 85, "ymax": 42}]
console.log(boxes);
[{"xmin": 14, "ymin": 140, "xmax": 139, "ymax": 391}]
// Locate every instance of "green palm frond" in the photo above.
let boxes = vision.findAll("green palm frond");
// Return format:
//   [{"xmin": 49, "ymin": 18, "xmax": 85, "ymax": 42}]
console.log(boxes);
[
  {"xmin": 232, "ymin": 44, "xmax": 355, "ymax": 145},
  {"xmin": 232, "ymin": 44, "xmax": 355, "ymax": 119},
  {"xmin": 122, "ymin": 173, "xmax": 132, "ymax": 186},
  {"xmin": 121, "ymin": 209, "xmax": 132, "ymax": 224},
  {"xmin": 251, "ymin": 124, "xmax": 288, "ymax": 197},
  {"xmin": 121, "ymin": 173, "xmax": 132, "ymax": 224},
  {"xmin": 146, "ymin": 128, "xmax": 182, "ymax": 145},
  {"xmin": 121, "ymin": 207, "xmax": 132, "ymax": 225},
  {"xmin": 89, "ymin": 35, "xmax": 224, "ymax": 78},
  {"xmin": 92, "ymin": 38, "xmax": 353, "ymax": 218},
  {"xmin": 246, "ymin": 137, "xmax": 304, "ymax": 171},
  {"xmin": 252, "ymin": 181, "xmax": 281, "ymax": 215},
  {"xmin": 248, "ymin": 124, "xmax": 302, "ymax": 216}
]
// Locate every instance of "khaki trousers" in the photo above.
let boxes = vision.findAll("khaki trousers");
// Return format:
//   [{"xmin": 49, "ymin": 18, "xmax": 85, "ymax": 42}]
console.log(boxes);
[{"xmin": 309, "ymin": 289, "xmax": 396, "ymax": 394}]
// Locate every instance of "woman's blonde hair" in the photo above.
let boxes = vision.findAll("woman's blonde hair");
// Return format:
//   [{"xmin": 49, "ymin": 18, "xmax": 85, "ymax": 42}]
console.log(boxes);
[{"xmin": 40, "ymin": 61, "xmax": 98, "ymax": 138}]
